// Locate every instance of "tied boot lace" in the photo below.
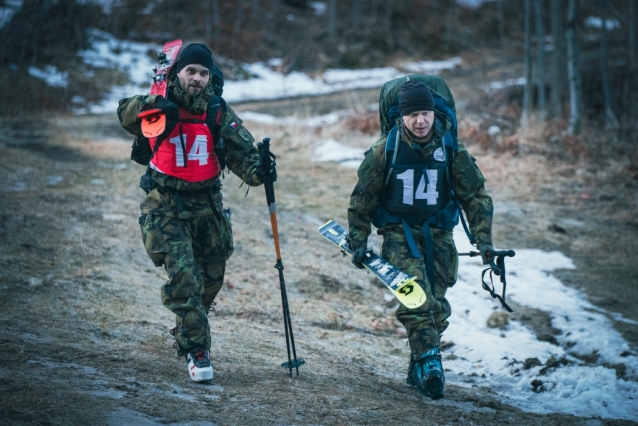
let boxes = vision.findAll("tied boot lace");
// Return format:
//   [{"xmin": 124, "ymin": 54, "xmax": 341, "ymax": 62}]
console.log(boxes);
[
  {"xmin": 186, "ymin": 349, "xmax": 214, "ymax": 382},
  {"xmin": 408, "ymin": 347, "xmax": 445, "ymax": 400}
]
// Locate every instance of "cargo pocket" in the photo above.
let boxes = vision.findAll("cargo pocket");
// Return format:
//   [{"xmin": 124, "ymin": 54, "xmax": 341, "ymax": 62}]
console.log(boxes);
[
  {"xmin": 210, "ymin": 194, "xmax": 234, "ymax": 261},
  {"xmin": 139, "ymin": 214, "xmax": 168, "ymax": 267}
]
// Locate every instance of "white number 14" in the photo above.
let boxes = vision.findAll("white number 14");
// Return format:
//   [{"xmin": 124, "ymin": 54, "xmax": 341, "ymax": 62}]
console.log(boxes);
[
  {"xmin": 396, "ymin": 169, "xmax": 438, "ymax": 206},
  {"xmin": 169, "ymin": 135, "xmax": 209, "ymax": 167}
]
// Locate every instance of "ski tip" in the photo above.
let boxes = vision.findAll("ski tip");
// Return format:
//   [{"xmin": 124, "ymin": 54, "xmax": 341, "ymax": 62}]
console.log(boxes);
[{"xmin": 318, "ymin": 219, "xmax": 335, "ymax": 230}]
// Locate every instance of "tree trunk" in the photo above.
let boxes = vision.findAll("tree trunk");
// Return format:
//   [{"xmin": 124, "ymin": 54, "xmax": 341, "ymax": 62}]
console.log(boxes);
[
  {"xmin": 535, "ymin": 0, "xmax": 546, "ymax": 120},
  {"xmin": 523, "ymin": 0, "xmax": 533, "ymax": 125},
  {"xmin": 630, "ymin": 0, "xmax": 636, "ymax": 68},
  {"xmin": 550, "ymin": 0, "xmax": 564, "ymax": 118},
  {"xmin": 599, "ymin": 0, "xmax": 618, "ymax": 128},
  {"xmin": 353, "ymin": 0, "xmax": 361, "ymax": 30},
  {"xmin": 384, "ymin": 0, "xmax": 394, "ymax": 29},
  {"xmin": 212, "ymin": 0, "xmax": 222, "ymax": 44},
  {"xmin": 266, "ymin": 0, "xmax": 280, "ymax": 43},
  {"xmin": 566, "ymin": 0, "xmax": 582, "ymax": 135},
  {"xmin": 232, "ymin": 0, "xmax": 245, "ymax": 50},
  {"xmin": 368, "ymin": 0, "xmax": 379, "ymax": 30},
  {"xmin": 328, "ymin": 0, "xmax": 336, "ymax": 36},
  {"xmin": 497, "ymin": 0, "xmax": 506, "ymax": 62}
]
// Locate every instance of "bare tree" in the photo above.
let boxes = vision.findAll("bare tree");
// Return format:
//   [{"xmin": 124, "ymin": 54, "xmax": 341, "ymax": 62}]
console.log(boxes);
[
  {"xmin": 266, "ymin": 0, "xmax": 280, "ymax": 43},
  {"xmin": 368, "ymin": 0, "xmax": 380, "ymax": 30},
  {"xmin": 204, "ymin": 0, "xmax": 222, "ymax": 43},
  {"xmin": 497, "ymin": 0, "xmax": 506, "ymax": 62},
  {"xmin": 550, "ymin": 0, "xmax": 565, "ymax": 118},
  {"xmin": 630, "ymin": 0, "xmax": 636, "ymax": 68},
  {"xmin": 535, "ymin": 0, "xmax": 546, "ymax": 120},
  {"xmin": 353, "ymin": 0, "xmax": 361, "ymax": 30},
  {"xmin": 566, "ymin": 0, "xmax": 582, "ymax": 135},
  {"xmin": 328, "ymin": 0, "xmax": 336, "ymax": 36},
  {"xmin": 599, "ymin": 0, "xmax": 618, "ymax": 128},
  {"xmin": 523, "ymin": 0, "xmax": 534, "ymax": 125},
  {"xmin": 384, "ymin": 0, "xmax": 394, "ymax": 29},
  {"xmin": 232, "ymin": 0, "xmax": 245, "ymax": 50}
]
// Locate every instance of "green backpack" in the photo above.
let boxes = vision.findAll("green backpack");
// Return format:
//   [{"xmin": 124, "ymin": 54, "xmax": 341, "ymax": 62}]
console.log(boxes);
[{"xmin": 378, "ymin": 74, "xmax": 456, "ymax": 136}]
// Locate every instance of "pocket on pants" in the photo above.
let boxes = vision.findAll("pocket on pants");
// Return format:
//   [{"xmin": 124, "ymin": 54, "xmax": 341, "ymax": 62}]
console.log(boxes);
[
  {"xmin": 209, "ymin": 195, "xmax": 234, "ymax": 261},
  {"xmin": 139, "ymin": 214, "xmax": 168, "ymax": 267}
]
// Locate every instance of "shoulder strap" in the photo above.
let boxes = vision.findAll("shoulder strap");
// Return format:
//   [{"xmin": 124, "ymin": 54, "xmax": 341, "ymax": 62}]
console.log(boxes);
[{"xmin": 383, "ymin": 126, "xmax": 401, "ymax": 187}]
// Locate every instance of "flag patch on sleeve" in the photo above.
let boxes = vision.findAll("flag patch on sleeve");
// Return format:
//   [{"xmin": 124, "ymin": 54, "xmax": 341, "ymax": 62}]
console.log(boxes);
[{"xmin": 230, "ymin": 122, "xmax": 238, "ymax": 129}]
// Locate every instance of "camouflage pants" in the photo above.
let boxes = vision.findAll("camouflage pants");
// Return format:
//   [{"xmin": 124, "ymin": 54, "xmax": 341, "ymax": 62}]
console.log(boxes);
[
  {"xmin": 380, "ymin": 225, "xmax": 458, "ymax": 357},
  {"xmin": 139, "ymin": 211, "xmax": 233, "ymax": 356}
]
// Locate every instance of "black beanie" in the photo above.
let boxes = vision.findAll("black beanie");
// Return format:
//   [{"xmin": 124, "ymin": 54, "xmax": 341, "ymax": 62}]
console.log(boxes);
[
  {"xmin": 398, "ymin": 80, "xmax": 435, "ymax": 116},
  {"xmin": 175, "ymin": 43, "xmax": 214, "ymax": 73}
]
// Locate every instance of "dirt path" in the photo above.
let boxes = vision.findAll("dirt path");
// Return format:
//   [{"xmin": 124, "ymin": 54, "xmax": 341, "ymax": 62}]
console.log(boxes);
[{"xmin": 1, "ymin": 83, "xmax": 637, "ymax": 425}]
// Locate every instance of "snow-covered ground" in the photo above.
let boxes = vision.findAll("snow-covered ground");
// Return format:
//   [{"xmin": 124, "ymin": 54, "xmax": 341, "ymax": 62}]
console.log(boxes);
[{"xmin": 58, "ymin": 31, "xmax": 462, "ymax": 114}]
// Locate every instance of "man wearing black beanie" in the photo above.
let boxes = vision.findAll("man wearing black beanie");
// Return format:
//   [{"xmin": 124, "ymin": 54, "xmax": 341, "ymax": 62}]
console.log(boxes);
[
  {"xmin": 348, "ymin": 76, "xmax": 495, "ymax": 400},
  {"xmin": 117, "ymin": 42, "xmax": 277, "ymax": 382}
]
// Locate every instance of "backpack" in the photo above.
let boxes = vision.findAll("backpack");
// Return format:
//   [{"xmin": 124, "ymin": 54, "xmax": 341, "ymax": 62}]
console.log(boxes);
[{"xmin": 130, "ymin": 63, "xmax": 226, "ymax": 167}]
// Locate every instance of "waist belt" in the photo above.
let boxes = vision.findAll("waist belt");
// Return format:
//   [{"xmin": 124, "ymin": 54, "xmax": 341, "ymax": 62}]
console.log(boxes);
[{"xmin": 375, "ymin": 206, "xmax": 456, "ymax": 296}]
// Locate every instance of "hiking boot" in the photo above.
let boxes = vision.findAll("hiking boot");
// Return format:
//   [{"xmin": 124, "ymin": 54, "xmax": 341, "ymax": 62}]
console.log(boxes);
[
  {"xmin": 186, "ymin": 349, "xmax": 214, "ymax": 382},
  {"xmin": 408, "ymin": 347, "xmax": 445, "ymax": 400}
]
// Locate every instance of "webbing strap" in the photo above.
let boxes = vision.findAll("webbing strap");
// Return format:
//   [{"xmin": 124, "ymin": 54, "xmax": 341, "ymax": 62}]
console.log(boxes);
[
  {"xmin": 421, "ymin": 220, "xmax": 436, "ymax": 297},
  {"xmin": 402, "ymin": 219, "xmax": 422, "ymax": 260},
  {"xmin": 480, "ymin": 255, "xmax": 513, "ymax": 312},
  {"xmin": 401, "ymin": 218, "xmax": 436, "ymax": 297}
]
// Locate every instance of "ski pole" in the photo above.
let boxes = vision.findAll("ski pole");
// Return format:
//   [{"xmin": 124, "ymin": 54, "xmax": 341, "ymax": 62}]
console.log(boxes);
[
  {"xmin": 458, "ymin": 249, "xmax": 515, "ymax": 276},
  {"xmin": 459, "ymin": 249, "xmax": 516, "ymax": 312},
  {"xmin": 257, "ymin": 138, "xmax": 305, "ymax": 376}
]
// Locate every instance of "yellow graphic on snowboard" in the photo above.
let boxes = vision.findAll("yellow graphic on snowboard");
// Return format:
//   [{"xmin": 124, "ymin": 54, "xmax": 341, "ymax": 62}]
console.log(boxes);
[{"xmin": 318, "ymin": 220, "xmax": 426, "ymax": 309}]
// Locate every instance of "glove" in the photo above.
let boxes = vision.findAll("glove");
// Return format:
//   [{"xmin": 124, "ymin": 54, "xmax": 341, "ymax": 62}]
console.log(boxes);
[
  {"xmin": 257, "ymin": 155, "xmax": 277, "ymax": 183},
  {"xmin": 478, "ymin": 244, "xmax": 495, "ymax": 265},
  {"xmin": 153, "ymin": 96, "xmax": 180, "ymax": 139},
  {"xmin": 154, "ymin": 96, "xmax": 179, "ymax": 121},
  {"xmin": 351, "ymin": 247, "xmax": 367, "ymax": 269}
]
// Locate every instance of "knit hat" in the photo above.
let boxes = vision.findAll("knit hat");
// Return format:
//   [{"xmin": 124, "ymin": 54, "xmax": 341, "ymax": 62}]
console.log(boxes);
[
  {"xmin": 398, "ymin": 80, "xmax": 435, "ymax": 116},
  {"xmin": 175, "ymin": 43, "xmax": 214, "ymax": 73}
]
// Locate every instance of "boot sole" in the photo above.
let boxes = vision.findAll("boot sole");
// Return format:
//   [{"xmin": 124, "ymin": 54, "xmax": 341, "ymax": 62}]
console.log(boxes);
[{"xmin": 423, "ymin": 375, "xmax": 444, "ymax": 400}]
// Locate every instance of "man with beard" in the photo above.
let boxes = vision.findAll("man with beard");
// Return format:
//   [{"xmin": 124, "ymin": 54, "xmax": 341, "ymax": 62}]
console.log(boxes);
[
  {"xmin": 347, "ymin": 79, "xmax": 494, "ymax": 399},
  {"xmin": 117, "ymin": 43, "xmax": 276, "ymax": 382}
]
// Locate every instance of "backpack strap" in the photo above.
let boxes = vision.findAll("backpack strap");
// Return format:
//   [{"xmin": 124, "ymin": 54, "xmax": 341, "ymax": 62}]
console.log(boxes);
[{"xmin": 205, "ymin": 96, "xmax": 228, "ymax": 171}]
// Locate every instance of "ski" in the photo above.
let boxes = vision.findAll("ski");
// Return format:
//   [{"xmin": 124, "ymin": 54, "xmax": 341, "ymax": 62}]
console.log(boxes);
[
  {"xmin": 318, "ymin": 220, "xmax": 426, "ymax": 309},
  {"xmin": 137, "ymin": 39, "xmax": 182, "ymax": 138}
]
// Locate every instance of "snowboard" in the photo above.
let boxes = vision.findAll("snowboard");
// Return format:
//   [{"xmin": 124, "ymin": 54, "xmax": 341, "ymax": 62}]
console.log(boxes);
[
  {"xmin": 318, "ymin": 220, "xmax": 426, "ymax": 309},
  {"xmin": 137, "ymin": 39, "xmax": 182, "ymax": 138}
]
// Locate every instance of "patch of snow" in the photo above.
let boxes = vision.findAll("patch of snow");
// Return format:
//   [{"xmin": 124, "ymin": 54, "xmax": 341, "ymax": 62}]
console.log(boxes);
[
  {"xmin": 402, "ymin": 57, "xmax": 463, "ymax": 74},
  {"xmin": 312, "ymin": 139, "xmax": 365, "ymax": 164},
  {"xmin": 28, "ymin": 66, "xmax": 68, "ymax": 88},
  {"xmin": 46, "ymin": 175, "xmax": 64, "ymax": 186},
  {"xmin": 443, "ymin": 227, "xmax": 638, "ymax": 420},
  {"xmin": 487, "ymin": 125, "xmax": 501, "ymax": 135},
  {"xmin": 0, "ymin": 0, "xmax": 22, "ymax": 29},
  {"xmin": 584, "ymin": 16, "xmax": 621, "ymax": 30},
  {"xmin": 310, "ymin": 1, "xmax": 327, "ymax": 15},
  {"xmin": 482, "ymin": 77, "xmax": 527, "ymax": 91}
]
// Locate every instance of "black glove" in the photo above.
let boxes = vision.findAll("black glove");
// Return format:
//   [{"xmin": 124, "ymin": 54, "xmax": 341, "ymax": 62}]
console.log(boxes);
[
  {"xmin": 154, "ymin": 96, "xmax": 179, "ymax": 121},
  {"xmin": 478, "ymin": 244, "xmax": 495, "ymax": 265},
  {"xmin": 257, "ymin": 154, "xmax": 277, "ymax": 183},
  {"xmin": 351, "ymin": 247, "xmax": 367, "ymax": 269},
  {"xmin": 153, "ymin": 96, "xmax": 180, "ymax": 139}
]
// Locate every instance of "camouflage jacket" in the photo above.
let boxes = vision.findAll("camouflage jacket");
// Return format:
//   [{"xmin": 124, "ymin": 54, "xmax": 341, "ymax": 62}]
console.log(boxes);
[
  {"xmin": 348, "ymin": 115, "xmax": 493, "ymax": 251},
  {"xmin": 117, "ymin": 78, "xmax": 263, "ymax": 218}
]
